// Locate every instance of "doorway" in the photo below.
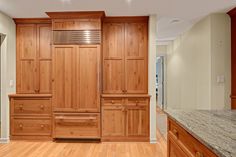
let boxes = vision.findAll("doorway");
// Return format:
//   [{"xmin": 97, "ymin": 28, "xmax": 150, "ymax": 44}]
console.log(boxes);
[{"xmin": 156, "ymin": 56, "xmax": 167, "ymax": 139}]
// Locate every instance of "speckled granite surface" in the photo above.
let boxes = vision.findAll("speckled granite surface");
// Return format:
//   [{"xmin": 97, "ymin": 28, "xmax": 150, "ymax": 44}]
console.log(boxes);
[{"xmin": 165, "ymin": 110, "xmax": 236, "ymax": 157}]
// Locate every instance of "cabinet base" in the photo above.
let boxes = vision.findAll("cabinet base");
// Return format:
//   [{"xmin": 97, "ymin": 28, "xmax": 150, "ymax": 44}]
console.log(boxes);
[{"xmin": 101, "ymin": 137, "xmax": 149, "ymax": 142}]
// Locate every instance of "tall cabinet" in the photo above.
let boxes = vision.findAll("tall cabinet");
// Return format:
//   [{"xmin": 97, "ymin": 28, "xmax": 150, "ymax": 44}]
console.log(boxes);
[
  {"xmin": 46, "ymin": 12, "xmax": 104, "ymax": 139},
  {"xmin": 102, "ymin": 17, "xmax": 150, "ymax": 141},
  {"xmin": 10, "ymin": 19, "xmax": 52, "ymax": 140}
]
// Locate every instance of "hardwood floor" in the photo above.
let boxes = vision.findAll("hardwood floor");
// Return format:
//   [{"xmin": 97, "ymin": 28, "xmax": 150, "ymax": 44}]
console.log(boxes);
[{"xmin": 0, "ymin": 131, "xmax": 166, "ymax": 157}]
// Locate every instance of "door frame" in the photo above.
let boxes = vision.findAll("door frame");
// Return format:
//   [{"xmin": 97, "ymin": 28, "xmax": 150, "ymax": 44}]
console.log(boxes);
[{"xmin": 0, "ymin": 33, "xmax": 8, "ymax": 143}]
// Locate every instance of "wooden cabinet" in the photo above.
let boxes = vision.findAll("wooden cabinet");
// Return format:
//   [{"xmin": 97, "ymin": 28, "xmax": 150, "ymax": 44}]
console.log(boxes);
[
  {"xmin": 54, "ymin": 113, "xmax": 100, "ymax": 139},
  {"xmin": 103, "ymin": 18, "xmax": 148, "ymax": 94},
  {"xmin": 9, "ymin": 94, "xmax": 52, "ymax": 140},
  {"xmin": 52, "ymin": 19, "xmax": 101, "ymax": 30},
  {"xmin": 126, "ymin": 98, "xmax": 149, "ymax": 137},
  {"xmin": 167, "ymin": 117, "xmax": 218, "ymax": 157},
  {"xmin": 101, "ymin": 96, "xmax": 150, "ymax": 141},
  {"xmin": 16, "ymin": 23, "xmax": 52, "ymax": 94},
  {"xmin": 52, "ymin": 45, "xmax": 100, "ymax": 113}
]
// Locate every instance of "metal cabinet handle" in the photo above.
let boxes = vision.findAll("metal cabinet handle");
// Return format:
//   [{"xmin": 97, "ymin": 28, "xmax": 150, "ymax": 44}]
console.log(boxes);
[{"xmin": 195, "ymin": 151, "xmax": 204, "ymax": 157}]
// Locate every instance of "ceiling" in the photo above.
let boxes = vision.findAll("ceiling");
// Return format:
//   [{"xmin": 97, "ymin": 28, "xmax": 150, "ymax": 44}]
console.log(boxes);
[{"xmin": 0, "ymin": 0, "xmax": 236, "ymax": 44}]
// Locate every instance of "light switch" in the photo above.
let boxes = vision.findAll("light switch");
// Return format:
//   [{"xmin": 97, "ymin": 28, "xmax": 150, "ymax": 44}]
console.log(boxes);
[
  {"xmin": 217, "ymin": 75, "xmax": 225, "ymax": 84},
  {"xmin": 9, "ymin": 80, "xmax": 14, "ymax": 88}
]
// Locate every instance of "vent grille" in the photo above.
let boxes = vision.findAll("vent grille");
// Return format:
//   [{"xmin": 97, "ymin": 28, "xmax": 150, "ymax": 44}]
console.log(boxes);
[{"xmin": 53, "ymin": 30, "xmax": 101, "ymax": 44}]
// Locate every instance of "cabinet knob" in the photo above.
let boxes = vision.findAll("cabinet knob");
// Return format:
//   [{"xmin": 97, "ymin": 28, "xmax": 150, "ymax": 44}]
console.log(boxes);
[
  {"xmin": 19, "ymin": 104, "xmax": 23, "ymax": 110},
  {"xmin": 40, "ymin": 105, "xmax": 45, "ymax": 110},
  {"xmin": 195, "ymin": 152, "xmax": 204, "ymax": 157},
  {"xmin": 122, "ymin": 89, "xmax": 127, "ymax": 93},
  {"xmin": 19, "ymin": 124, "xmax": 23, "ymax": 129},
  {"xmin": 173, "ymin": 129, "xmax": 179, "ymax": 138},
  {"xmin": 35, "ymin": 89, "xmax": 40, "ymax": 93},
  {"xmin": 40, "ymin": 124, "xmax": 45, "ymax": 129},
  {"xmin": 111, "ymin": 100, "xmax": 114, "ymax": 104}
]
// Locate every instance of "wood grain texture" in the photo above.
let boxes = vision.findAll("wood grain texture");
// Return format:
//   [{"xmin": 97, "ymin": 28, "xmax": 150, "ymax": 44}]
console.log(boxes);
[
  {"xmin": 52, "ymin": 45, "xmax": 77, "ymax": 112},
  {"xmin": 78, "ymin": 45, "xmax": 101, "ymax": 112},
  {"xmin": 101, "ymin": 97, "xmax": 149, "ymax": 141},
  {"xmin": 46, "ymin": 11, "xmax": 105, "ymax": 19},
  {"xmin": 52, "ymin": 19, "xmax": 101, "ymax": 30},
  {"xmin": 0, "ymin": 130, "xmax": 166, "ymax": 157},
  {"xmin": 16, "ymin": 24, "xmax": 37, "ymax": 94},
  {"xmin": 13, "ymin": 18, "xmax": 51, "ymax": 24},
  {"xmin": 103, "ymin": 23, "xmax": 125, "ymax": 94},
  {"xmin": 167, "ymin": 117, "xmax": 218, "ymax": 157}
]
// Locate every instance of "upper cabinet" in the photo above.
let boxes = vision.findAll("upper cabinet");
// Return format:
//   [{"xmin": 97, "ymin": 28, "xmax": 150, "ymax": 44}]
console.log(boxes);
[
  {"xmin": 16, "ymin": 23, "xmax": 52, "ymax": 94},
  {"xmin": 102, "ymin": 18, "xmax": 148, "ymax": 94}
]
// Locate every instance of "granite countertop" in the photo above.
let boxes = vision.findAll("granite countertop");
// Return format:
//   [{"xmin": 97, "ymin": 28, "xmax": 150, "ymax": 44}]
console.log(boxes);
[{"xmin": 165, "ymin": 110, "xmax": 236, "ymax": 157}]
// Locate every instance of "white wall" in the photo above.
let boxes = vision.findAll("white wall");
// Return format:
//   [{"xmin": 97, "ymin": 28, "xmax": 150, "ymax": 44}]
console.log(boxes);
[
  {"xmin": 149, "ymin": 15, "xmax": 157, "ymax": 143},
  {"xmin": 166, "ymin": 13, "xmax": 231, "ymax": 110},
  {"xmin": 0, "ymin": 11, "xmax": 16, "ymax": 143}
]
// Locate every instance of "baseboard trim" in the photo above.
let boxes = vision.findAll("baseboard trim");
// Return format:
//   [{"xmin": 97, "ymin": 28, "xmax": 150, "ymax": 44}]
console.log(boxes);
[
  {"xmin": 0, "ymin": 138, "xmax": 10, "ymax": 144},
  {"xmin": 150, "ymin": 138, "xmax": 157, "ymax": 144}
]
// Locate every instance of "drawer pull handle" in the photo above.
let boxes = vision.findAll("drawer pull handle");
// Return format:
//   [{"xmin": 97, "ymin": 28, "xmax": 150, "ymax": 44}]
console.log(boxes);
[
  {"xmin": 173, "ymin": 129, "xmax": 179, "ymax": 138},
  {"xmin": 41, "ymin": 125, "xmax": 45, "ymax": 129},
  {"xmin": 195, "ymin": 152, "xmax": 204, "ymax": 157},
  {"xmin": 111, "ymin": 100, "xmax": 114, "ymax": 104},
  {"xmin": 40, "ymin": 105, "xmax": 45, "ymax": 110}
]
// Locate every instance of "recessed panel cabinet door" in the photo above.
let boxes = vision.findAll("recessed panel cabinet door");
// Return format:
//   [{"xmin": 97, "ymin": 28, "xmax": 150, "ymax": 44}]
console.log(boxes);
[
  {"xmin": 79, "ymin": 45, "xmax": 100, "ymax": 112},
  {"xmin": 102, "ymin": 105, "xmax": 125, "ymax": 137},
  {"xmin": 16, "ymin": 24, "xmax": 37, "ymax": 93},
  {"xmin": 125, "ymin": 23, "xmax": 148, "ymax": 94},
  {"xmin": 126, "ymin": 99, "xmax": 149, "ymax": 137},
  {"xmin": 103, "ymin": 23, "xmax": 125, "ymax": 93},
  {"xmin": 52, "ymin": 45, "xmax": 77, "ymax": 111},
  {"xmin": 38, "ymin": 24, "xmax": 52, "ymax": 93}
]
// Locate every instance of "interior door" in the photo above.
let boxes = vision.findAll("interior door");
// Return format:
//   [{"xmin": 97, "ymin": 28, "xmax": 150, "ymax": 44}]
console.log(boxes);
[
  {"xmin": 78, "ymin": 45, "xmax": 100, "ymax": 112},
  {"xmin": 16, "ymin": 24, "xmax": 37, "ymax": 93},
  {"xmin": 37, "ymin": 24, "xmax": 52, "ymax": 94},
  {"xmin": 52, "ymin": 45, "xmax": 77, "ymax": 111},
  {"xmin": 125, "ymin": 23, "xmax": 148, "ymax": 94},
  {"xmin": 103, "ymin": 23, "xmax": 125, "ymax": 94}
]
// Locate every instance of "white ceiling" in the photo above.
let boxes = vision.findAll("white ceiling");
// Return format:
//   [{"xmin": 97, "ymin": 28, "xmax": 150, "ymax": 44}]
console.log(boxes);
[{"xmin": 0, "ymin": 0, "xmax": 236, "ymax": 44}]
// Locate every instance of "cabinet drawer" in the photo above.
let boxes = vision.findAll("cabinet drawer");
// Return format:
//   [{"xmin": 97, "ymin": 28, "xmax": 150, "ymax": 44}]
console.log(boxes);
[
  {"xmin": 12, "ymin": 98, "xmax": 51, "ymax": 115},
  {"xmin": 54, "ymin": 113, "xmax": 100, "ymax": 139},
  {"xmin": 168, "ymin": 119, "xmax": 217, "ymax": 157},
  {"xmin": 127, "ymin": 98, "xmax": 148, "ymax": 107},
  {"xmin": 102, "ymin": 98, "xmax": 123, "ymax": 106},
  {"xmin": 11, "ymin": 117, "xmax": 51, "ymax": 136}
]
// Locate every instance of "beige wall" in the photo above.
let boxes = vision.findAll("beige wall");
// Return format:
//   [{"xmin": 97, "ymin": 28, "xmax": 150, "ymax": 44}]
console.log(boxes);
[
  {"xmin": 166, "ymin": 13, "xmax": 231, "ymax": 110},
  {"xmin": 0, "ymin": 11, "xmax": 16, "ymax": 143}
]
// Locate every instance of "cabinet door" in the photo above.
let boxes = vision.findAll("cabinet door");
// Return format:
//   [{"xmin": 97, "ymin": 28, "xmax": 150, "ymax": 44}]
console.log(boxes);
[
  {"xmin": 103, "ymin": 23, "xmax": 125, "ymax": 93},
  {"xmin": 168, "ymin": 136, "xmax": 188, "ymax": 157},
  {"xmin": 102, "ymin": 99, "xmax": 125, "ymax": 137},
  {"xmin": 37, "ymin": 24, "xmax": 52, "ymax": 93},
  {"xmin": 125, "ymin": 23, "xmax": 148, "ymax": 93},
  {"xmin": 16, "ymin": 24, "xmax": 37, "ymax": 93},
  {"xmin": 126, "ymin": 98, "xmax": 149, "ymax": 137},
  {"xmin": 52, "ymin": 45, "xmax": 77, "ymax": 111},
  {"xmin": 78, "ymin": 45, "xmax": 100, "ymax": 112}
]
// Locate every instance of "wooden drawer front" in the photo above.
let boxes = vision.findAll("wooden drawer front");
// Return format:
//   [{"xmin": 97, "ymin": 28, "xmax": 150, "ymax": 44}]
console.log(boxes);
[
  {"xmin": 54, "ymin": 113, "xmax": 100, "ymax": 138},
  {"xmin": 12, "ymin": 99, "xmax": 51, "ymax": 115},
  {"xmin": 11, "ymin": 117, "xmax": 51, "ymax": 136},
  {"xmin": 53, "ymin": 19, "xmax": 101, "ymax": 30},
  {"xmin": 127, "ymin": 98, "xmax": 148, "ymax": 107},
  {"xmin": 168, "ymin": 119, "xmax": 217, "ymax": 157},
  {"xmin": 102, "ymin": 98, "xmax": 123, "ymax": 106}
]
